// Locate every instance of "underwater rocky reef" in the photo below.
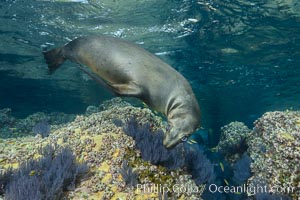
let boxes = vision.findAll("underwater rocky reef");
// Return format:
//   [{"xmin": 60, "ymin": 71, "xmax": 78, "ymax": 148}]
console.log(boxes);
[
  {"xmin": 247, "ymin": 111, "xmax": 300, "ymax": 199},
  {"xmin": 217, "ymin": 111, "xmax": 300, "ymax": 200},
  {"xmin": 0, "ymin": 98, "xmax": 299, "ymax": 199}
]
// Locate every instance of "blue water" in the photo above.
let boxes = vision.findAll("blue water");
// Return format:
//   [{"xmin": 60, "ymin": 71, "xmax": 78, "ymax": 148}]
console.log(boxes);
[{"xmin": 0, "ymin": 0, "xmax": 299, "ymax": 136}]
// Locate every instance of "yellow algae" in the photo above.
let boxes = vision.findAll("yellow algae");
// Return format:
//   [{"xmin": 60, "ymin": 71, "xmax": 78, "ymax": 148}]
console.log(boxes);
[
  {"xmin": 79, "ymin": 135, "xmax": 92, "ymax": 141},
  {"xmin": 134, "ymin": 188, "xmax": 145, "ymax": 195},
  {"xmin": 91, "ymin": 135, "xmax": 105, "ymax": 149},
  {"xmin": 90, "ymin": 132, "xmax": 120, "ymax": 149},
  {"xmin": 102, "ymin": 173, "xmax": 112, "ymax": 184},
  {"xmin": 3, "ymin": 163, "xmax": 19, "ymax": 169},
  {"xmin": 33, "ymin": 154, "xmax": 43, "ymax": 160},
  {"xmin": 111, "ymin": 193, "xmax": 128, "ymax": 200},
  {"xmin": 88, "ymin": 191, "xmax": 105, "ymax": 200},
  {"xmin": 56, "ymin": 138, "xmax": 64, "ymax": 145},
  {"xmin": 110, "ymin": 185, "xmax": 118, "ymax": 193},
  {"xmin": 99, "ymin": 161, "xmax": 110, "ymax": 172},
  {"xmin": 38, "ymin": 141, "xmax": 52, "ymax": 149},
  {"xmin": 113, "ymin": 149, "xmax": 120, "ymax": 158},
  {"xmin": 116, "ymin": 174, "xmax": 123, "ymax": 182},
  {"xmin": 135, "ymin": 193, "xmax": 158, "ymax": 200},
  {"xmin": 179, "ymin": 195, "xmax": 187, "ymax": 200},
  {"xmin": 74, "ymin": 128, "xmax": 82, "ymax": 134},
  {"xmin": 279, "ymin": 132, "xmax": 295, "ymax": 141},
  {"xmin": 89, "ymin": 191, "xmax": 130, "ymax": 200}
]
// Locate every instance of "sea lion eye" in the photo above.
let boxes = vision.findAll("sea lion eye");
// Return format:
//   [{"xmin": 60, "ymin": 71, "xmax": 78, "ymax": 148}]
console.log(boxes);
[
  {"xmin": 166, "ymin": 124, "xmax": 171, "ymax": 132},
  {"xmin": 181, "ymin": 136, "xmax": 188, "ymax": 142}
]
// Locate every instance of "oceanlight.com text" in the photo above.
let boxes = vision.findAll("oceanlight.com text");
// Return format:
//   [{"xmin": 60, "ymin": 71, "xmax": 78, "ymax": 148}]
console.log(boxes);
[{"xmin": 208, "ymin": 183, "xmax": 295, "ymax": 195}]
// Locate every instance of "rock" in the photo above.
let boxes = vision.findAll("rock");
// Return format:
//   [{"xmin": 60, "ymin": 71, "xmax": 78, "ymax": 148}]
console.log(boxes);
[
  {"xmin": 0, "ymin": 98, "xmax": 202, "ymax": 199},
  {"xmin": 217, "ymin": 121, "xmax": 251, "ymax": 162},
  {"xmin": 247, "ymin": 111, "xmax": 300, "ymax": 199}
]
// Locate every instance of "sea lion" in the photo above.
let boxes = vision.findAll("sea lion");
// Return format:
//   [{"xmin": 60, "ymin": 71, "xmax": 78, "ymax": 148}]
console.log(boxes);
[{"xmin": 43, "ymin": 35, "xmax": 200, "ymax": 148}]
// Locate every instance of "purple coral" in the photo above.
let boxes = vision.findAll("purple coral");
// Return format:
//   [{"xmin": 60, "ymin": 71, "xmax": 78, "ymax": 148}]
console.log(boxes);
[
  {"xmin": 123, "ymin": 117, "xmax": 215, "ymax": 184},
  {"xmin": 2, "ymin": 144, "xmax": 88, "ymax": 200},
  {"xmin": 32, "ymin": 120, "xmax": 50, "ymax": 138}
]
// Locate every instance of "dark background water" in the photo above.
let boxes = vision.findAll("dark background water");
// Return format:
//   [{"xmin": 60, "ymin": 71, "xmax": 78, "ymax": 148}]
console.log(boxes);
[{"xmin": 0, "ymin": 0, "xmax": 299, "ymax": 138}]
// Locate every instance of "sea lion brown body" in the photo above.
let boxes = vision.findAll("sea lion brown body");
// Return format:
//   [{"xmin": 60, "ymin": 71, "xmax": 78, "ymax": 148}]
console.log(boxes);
[{"xmin": 43, "ymin": 35, "xmax": 200, "ymax": 148}]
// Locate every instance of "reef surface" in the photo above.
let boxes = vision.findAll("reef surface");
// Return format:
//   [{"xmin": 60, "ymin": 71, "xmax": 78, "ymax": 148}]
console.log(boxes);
[
  {"xmin": 0, "ymin": 98, "xmax": 203, "ymax": 199},
  {"xmin": 247, "ymin": 111, "xmax": 300, "ymax": 199},
  {"xmin": 0, "ymin": 98, "xmax": 299, "ymax": 199},
  {"xmin": 217, "ymin": 111, "xmax": 300, "ymax": 199}
]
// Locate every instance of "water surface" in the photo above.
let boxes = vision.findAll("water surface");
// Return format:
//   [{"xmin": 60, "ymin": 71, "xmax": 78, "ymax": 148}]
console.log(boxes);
[{"xmin": 0, "ymin": 0, "xmax": 299, "ymax": 137}]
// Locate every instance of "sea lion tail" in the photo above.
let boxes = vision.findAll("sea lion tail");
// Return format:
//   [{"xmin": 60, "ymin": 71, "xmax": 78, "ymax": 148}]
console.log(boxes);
[{"xmin": 43, "ymin": 47, "xmax": 66, "ymax": 74}]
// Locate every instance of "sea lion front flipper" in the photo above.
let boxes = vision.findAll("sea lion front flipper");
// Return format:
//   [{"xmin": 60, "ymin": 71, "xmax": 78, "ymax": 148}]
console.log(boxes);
[
  {"xmin": 76, "ymin": 64, "xmax": 117, "ymax": 92},
  {"xmin": 77, "ymin": 64, "xmax": 141, "ymax": 97},
  {"xmin": 110, "ymin": 82, "xmax": 142, "ymax": 97}
]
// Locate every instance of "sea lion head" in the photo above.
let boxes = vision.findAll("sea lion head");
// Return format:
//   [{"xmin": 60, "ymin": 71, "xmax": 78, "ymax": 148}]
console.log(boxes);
[{"xmin": 163, "ymin": 112, "xmax": 199, "ymax": 149}]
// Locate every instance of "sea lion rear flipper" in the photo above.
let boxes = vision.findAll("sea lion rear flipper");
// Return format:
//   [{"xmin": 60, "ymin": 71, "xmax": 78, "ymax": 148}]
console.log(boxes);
[{"xmin": 43, "ymin": 47, "xmax": 66, "ymax": 74}]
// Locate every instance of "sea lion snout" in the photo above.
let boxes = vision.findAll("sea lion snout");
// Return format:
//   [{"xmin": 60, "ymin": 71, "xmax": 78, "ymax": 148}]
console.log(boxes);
[
  {"xmin": 163, "ymin": 113, "xmax": 200, "ymax": 148},
  {"xmin": 163, "ymin": 127, "xmax": 190, "ymax": 149}
]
